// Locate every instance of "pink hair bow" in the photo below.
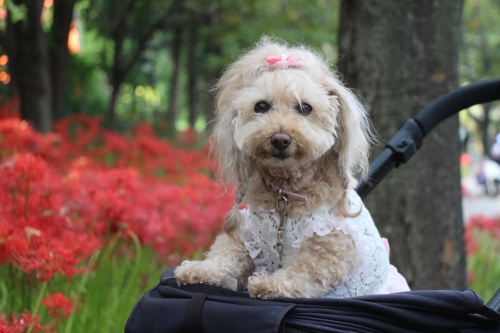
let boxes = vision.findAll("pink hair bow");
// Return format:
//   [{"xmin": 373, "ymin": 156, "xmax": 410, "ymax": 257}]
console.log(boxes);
[{"xmin": 266, "ymin": 54, "xmax": 303, "ymax": 69}]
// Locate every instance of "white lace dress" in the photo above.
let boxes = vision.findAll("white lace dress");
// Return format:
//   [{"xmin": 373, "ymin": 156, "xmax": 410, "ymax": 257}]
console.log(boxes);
[{"xmin": 239, "ymin": 190, "xmax": 410, "ymax": 298}]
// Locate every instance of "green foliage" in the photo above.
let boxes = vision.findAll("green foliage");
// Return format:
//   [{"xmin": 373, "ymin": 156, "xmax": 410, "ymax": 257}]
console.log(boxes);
[
  {"xmin": 202, "ymin": 0, "xmax": 340, "ymax": 68},
  {"xmin": 467, "ymin": 229, "xmax": 500, "ymax": 303},
  {"xmin": 461, "ymin": 0, "xmax": 500, "ymax": 82},
  {"xmin": 3, "ymin": 0, "xmax": 27, "ymax": 23},
  {"xmin": 113, "ymin": 33, "xmax": 176, "ymax": 126},
  {"xmin": 81, "ymin": 0, "xmax": 178, "ymax": 73},
  {"xmin": 70, "ymin": 0, "xmax": 340, "ymax": 129},
  {"xmin": 65, "ymin": 53, "xmax": 108, "ymax": 117},
  {"xmin": 460, "ymin": 0, "xmax": 500, "ymax": 151}
]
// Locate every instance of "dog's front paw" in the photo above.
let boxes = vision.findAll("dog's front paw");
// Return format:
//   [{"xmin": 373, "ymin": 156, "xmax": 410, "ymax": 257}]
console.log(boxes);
[
  {"xmin": 174, "ymin": 260, "xmax": 238, "ymax": 291},
  {"xmin": 247, "ymin": 273, "xmax": 285, "ymax": 299},
  {"xmin": 174, "ymin": 261, "xmax": 204, "ymax": 286}
]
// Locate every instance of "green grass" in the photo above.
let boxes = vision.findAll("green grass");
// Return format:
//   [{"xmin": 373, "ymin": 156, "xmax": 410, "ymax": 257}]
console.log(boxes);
[
  {"xmin": 468, "ymin": 229, "xmax": 500, "ymax": 303},
  {"xmin": 0, "ymin": 233, "xmax": 168, "ymax": 332}
]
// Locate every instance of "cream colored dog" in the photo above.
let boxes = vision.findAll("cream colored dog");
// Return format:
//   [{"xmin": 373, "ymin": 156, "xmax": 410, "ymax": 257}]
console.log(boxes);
[{"xmin": 175, "ymin": 38, "xmax": 409, "ymax": 299}]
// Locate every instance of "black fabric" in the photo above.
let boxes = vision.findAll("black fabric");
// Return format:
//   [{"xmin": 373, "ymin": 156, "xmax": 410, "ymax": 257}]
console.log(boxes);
[
  {"xmin": 184, "ymin": 293, "xmax": 207, "ymax": 333},
  {"xmin": 125, "ymin": 267, "xmax": 500, "ymax": 333}
]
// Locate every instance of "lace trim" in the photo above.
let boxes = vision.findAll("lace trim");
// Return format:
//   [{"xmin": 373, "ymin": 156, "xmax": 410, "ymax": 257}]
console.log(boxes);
[
  {"xmin": 240, "ymin": 191, "xmax": 391, "ymax": 298},
  {"xmin": 239, "ymin": 209, "xmax": 274, "ymax": 273}
]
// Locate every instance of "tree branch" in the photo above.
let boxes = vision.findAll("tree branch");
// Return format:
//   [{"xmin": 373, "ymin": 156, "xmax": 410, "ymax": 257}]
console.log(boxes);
[
  {"xmin": 111, "ymin": 0, "xmax": 135, "ymax": 40},
  {"xmin": 119, "ymin": 1, "xmax": 185, "ymax": 78}
]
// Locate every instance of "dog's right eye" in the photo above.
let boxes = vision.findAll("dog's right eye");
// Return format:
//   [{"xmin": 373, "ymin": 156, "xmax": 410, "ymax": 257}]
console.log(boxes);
[{"xmin": 254, "ymin": 101, "xmax": 271, "ymax": 113}]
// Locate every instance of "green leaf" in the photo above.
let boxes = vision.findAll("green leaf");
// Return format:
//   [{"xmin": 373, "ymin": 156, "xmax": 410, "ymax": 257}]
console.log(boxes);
[{"xmin": 5, "ymin": 0, "xmax": 28, "ymax": 23}]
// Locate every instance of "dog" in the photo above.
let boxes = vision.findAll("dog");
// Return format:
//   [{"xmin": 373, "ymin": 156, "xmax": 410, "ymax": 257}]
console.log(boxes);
[{"xmin": 175, "ymin": 38, "xmax": 409, "ymax": 299}]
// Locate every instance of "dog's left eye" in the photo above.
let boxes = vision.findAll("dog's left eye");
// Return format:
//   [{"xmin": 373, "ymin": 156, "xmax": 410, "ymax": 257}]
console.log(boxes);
[{"xmin": 296, "ymin": 103, "xmax": 313, "ymax": 115}]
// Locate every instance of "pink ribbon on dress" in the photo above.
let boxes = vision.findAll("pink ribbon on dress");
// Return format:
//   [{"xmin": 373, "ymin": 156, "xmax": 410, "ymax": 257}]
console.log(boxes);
[{"xmin": 266, "ymin": 54, "xmax": 303, "ymax": 70}]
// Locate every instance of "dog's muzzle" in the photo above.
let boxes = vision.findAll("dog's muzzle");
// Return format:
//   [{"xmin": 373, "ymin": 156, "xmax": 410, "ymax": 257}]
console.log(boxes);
[{"xmin": 271, "ymin": 132, "xmax": 292, "ymax": 160}]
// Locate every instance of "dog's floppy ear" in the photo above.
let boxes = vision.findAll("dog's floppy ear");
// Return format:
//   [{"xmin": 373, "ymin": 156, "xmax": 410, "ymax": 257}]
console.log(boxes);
[
  {"xmin": 211, "ymin": 65, "xmax": 255, "ymax": 236},
  {"xmin": 212, "ymin": 76, "xmax": 253, "ymax": 190},
  {"xmin": 212, "ymin": 101, "xmax": 243, "ymax": 188},
  {"xmin": 325, "ymin": 79, "xmax": 372, "ymax": 217}
]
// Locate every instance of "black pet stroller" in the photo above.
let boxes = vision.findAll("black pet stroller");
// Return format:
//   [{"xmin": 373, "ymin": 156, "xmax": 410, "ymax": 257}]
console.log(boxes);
[{"xmin": 125, "ymin": 79, "xmax": 500, "ymax": 333}]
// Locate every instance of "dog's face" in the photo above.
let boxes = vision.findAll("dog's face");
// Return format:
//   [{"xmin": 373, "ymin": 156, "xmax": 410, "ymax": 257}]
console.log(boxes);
[
  {"xmin": 232, "ymin": 69, "xmax": 339, "ymax": 171},
  {"xmin": 213, "ymin": 39, "xmax": 371, "ymax": 190}
]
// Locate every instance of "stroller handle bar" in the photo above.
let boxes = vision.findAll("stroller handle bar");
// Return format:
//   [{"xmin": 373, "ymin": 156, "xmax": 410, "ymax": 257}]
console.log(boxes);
[
  {"xmin": 355, "ymin": 78, "xmax": 500, "ymax": 311},
  {"xmin": 356, "ymin": 78, "xmax": 500, "ymax": 199}
]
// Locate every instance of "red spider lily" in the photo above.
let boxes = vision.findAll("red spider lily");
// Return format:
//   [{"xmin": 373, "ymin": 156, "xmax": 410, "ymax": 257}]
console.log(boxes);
[
  {"xmin": 0, "ymin": 118, "xmax": 64, "ymax": 167},
  {"xmin": 0, "ymin": 100, "xmax": 234, "ymax": 328},
  {"xmin": 1, "ymin": 109, "xmax": 215, "ymax": 180},
  {"xmin": 62, "ymin": 167, "xmax": 231, "ymax": 259},
  {"xmin": 175, "ymin": 128, "xmax": 199, "ymax": 147},
  {"xmin": 41, "ymin": 293, "xmax": 74, "ymax": 319},
  {"xmin": 0, "ymin": 153, "xmax": 101, "ymax": 280},
  {"xmin": 0, "ymin": 99, "xmax": 232, "ymax": 276},
  {"xmin": 0, "ymin": 313, "xmax": 44, "ymax": 333},
  {"xmin": 467, "ymin": 215, "xmax": 500, "ymax": 238},
  {"xmin": 131, "ymin": 122, "xmax": 156, "ymax": 137},
  {"xmin": 464, "ymin": 214, "xmax": 500, "ymax": 255}
]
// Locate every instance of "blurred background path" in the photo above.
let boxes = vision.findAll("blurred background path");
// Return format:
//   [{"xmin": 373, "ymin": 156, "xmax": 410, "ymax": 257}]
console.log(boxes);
[{"xmin": 462, "ymin": 161, "xmax": 500, "ymax": 220}]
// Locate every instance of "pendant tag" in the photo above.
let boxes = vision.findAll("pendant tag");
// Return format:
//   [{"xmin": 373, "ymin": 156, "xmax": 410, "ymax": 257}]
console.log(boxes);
[{"xmin": 276, "ymin": 189, "xmax": 288, "ymax": 268}]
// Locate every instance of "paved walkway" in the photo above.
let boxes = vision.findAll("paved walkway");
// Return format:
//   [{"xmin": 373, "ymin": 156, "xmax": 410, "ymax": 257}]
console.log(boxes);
[
  {"xmin": 463, "ymin": 196, "xmax": 500, "ymax": 221},
  {"xmin": 462, "ymin": 174, "xmax": 500, "ymax": 221}
]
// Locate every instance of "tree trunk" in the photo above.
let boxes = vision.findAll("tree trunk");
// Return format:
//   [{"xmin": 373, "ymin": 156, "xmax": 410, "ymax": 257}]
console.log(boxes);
[
  {"xmin": 466, "ymin": 104, "xmax": 491, "ymax": 156},
  {"xmin": 187, "ymin": 22, "xmax": 200, "ymax": 129},
  {"xmin": 107, "ymin": 80, "xmax": 121, "ymax": 128},
  {"xmin": 8, "ymin": 0, "xmax": 52, "ymax": 133},
  {"xmin": 338, "ymin": 0, "xmax": 466, "ymax": 290},
  {"xmin": 480, "ymin": 104, "xmax": 491, "ymax": 156},
  {"xmin": 167, "ymin": 26, "xmax": 183, "ymax": 132},
  {"xmin": 103, "ymin": 0, "xmax": 175, "ymax": 129},
  {"xmin": 50, "ymin": 0, "xmax": 76, "ymax": 119},
  {"xmin": 105, "ymin": 34, "xmax": 125, "ymax": 128},
  {"xmin": 204, "ymin": 4, "xmax": 222, "ymax": 133},
  {"xmin": 202, "ymin": 20, "xmax": 221, "ymax": 132}
]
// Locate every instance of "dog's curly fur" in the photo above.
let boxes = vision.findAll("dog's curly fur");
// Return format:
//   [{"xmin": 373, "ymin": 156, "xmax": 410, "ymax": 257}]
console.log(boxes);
[{"xmin": 175, "ymin": 37, "xmax": 374, "ymax": 299}]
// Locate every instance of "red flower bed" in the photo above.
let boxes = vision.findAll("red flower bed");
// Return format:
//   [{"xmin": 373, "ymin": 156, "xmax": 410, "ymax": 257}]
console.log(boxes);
[
  {"xmin": 464, "ymin": 214, "xmax": 500, "ymax": 255},
  {"xmin": 0, "ymin": 313, "xmax": 45, "ymax": 333},
  {"xmin": 0, "ymin": 101, "xmax": 231, "ymax": 331}
]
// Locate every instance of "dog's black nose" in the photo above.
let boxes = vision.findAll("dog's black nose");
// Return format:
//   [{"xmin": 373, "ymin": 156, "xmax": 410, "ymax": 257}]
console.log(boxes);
[{"xmin": 271, "ymin": 132, "xmax": 292, "ymax": 150}]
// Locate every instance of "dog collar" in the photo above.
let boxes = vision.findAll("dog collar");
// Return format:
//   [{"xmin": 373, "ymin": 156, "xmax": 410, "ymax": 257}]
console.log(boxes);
[{"xmin": 263, "ymin": 166, "xmax": 318, "ymax": 203}]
